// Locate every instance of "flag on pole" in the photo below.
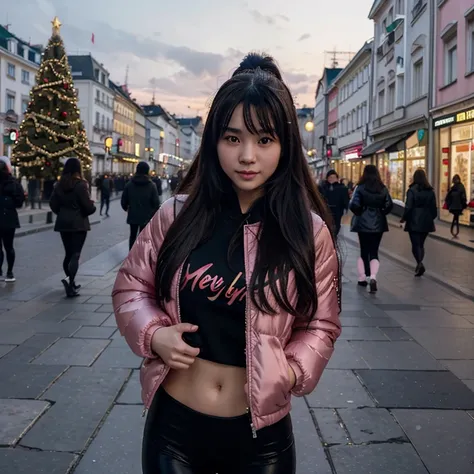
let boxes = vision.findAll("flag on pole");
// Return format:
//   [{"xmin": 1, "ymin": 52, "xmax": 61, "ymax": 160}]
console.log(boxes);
[{"xmin": 91, "ymin": 33, "xmax": 95, "ymax": 44}]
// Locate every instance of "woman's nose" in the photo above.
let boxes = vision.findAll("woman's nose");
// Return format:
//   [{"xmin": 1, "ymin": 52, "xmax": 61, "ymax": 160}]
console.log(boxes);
[{"xmin": 239, "ymin": 144, "xmax": 257, "ymax": 164}]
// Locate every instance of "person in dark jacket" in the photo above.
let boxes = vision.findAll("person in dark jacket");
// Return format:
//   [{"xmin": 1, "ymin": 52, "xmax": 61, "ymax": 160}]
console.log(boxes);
[
  {"xmin": 318, "ymin": 169, "xmax": 349, "ymax": 236},
  {"xmin": 121, "ymin": 161, "xmax": 160, "ymax": 250},
  {"xmin": 0, "ymin": 156, "xmax": 25, "ymax": 282},
  {"xmin": 350, "ymin": 164, "xmax": 393, "ymax": 293},
  {"xmin": 50, "ymin": 158, "xmax": 96, "ymax": 297},
  {"xmin": 401, "ymin": 169, "xmax": 437, "ymax": 277},
  {"xmin": 100, "ymin": 174, "xmax": 112, "ymax": 216},
  {"xmin": 151, "ymin": 174, "xmax": 163, "ymax": 203},
  {"xmin": 445, "ymin": 174, "xmax": 467, "ymax": 238}
]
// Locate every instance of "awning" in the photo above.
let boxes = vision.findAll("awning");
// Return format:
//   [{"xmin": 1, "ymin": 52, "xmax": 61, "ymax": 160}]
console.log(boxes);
[{"xmin": 360, "ymin": 134, "xmax": 407, "ymax": 157}]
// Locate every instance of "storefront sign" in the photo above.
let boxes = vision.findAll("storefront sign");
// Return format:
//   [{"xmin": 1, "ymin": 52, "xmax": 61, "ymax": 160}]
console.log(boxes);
[
  {"xmin": 345, "ymin": 152, "xmax": 360, "ymax": 159},
  {"xmin": 434, "ymin": 107, "xmax": 474, "ymax": 128}
]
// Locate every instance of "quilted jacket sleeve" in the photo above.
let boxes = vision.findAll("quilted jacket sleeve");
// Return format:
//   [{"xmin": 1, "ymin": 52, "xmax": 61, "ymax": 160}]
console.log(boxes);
[
  {"xmin": 284, "ymin": 218, "xmax": 341, "ymax": 396},
  {"xmin": 112, "ymin": 198, "xmax": 175, "ymax": 359}
]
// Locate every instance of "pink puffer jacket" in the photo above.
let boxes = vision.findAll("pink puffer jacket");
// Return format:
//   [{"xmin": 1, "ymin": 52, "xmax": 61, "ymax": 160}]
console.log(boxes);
[{"xmin": 112, "ymin": 196, "xmax": 341, "ymax": 435}]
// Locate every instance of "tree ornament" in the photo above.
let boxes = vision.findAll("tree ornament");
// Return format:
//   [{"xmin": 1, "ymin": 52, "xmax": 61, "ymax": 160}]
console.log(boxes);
[
  {"xmin": 61, "ymin": 111, "xmax": 67, "ymax": 118},
  {"xmin": 63, "ymin": 83, "xmax": 69, "ymax": 89},
  {"xmin": 44, "ymin": 78, "xmax": 49, "ymax": 83}
]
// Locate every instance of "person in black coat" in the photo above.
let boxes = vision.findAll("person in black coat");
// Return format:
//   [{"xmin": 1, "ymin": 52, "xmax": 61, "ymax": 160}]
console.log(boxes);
[
  {"xmin": 318, "ymin": 169, "xmax": 350, "ymax": 236},
  {"xmin": 350, "ymin": 164, "xmax": 393, "ymax": 293},
  {"xmin": 0, "ymin": 156, "xmax": 25, "ymax": 282},
  {"xmin": 50, "ymin": 158, "xmax": 96, "ymax": 297},
  {"xmin": 401, "ymin": 169, "xmax": 437, "ymax": 277},
  {"xmin": 445, "ymin": 174, "xmax": 467, "ymax": 238},
  {"xmin": 121, "ymin": 161, "xmax": 160, "ymax": 250}
]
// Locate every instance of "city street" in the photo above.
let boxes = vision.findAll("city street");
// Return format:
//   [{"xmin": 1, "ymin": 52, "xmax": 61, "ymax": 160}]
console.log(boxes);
[{"xmin": 0, "ymin": 205, "xmax": 473, "ymax": 474}]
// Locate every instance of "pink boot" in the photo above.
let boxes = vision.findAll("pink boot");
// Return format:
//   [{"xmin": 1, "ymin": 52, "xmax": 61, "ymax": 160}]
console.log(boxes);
[
  {"xmin": 369, "ymin": 259, "xmax": 380, "ymax": 293},
  {"xmin": 357, "ymin": 258, "xmax": 368, "ymax": 287}
]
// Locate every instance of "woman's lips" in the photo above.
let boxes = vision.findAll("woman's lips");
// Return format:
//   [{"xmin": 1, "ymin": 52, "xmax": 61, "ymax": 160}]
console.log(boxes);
[{"xmin": 237, "ymin": 171, "xmax": 259, "ymax": 180}]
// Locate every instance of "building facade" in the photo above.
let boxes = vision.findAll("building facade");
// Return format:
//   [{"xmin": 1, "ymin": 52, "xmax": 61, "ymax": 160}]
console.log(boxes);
[
  {"xmin": 366, "ymin": 0, "xmax": 432, "ymax": 203},
  {"xmin": 69, "ymin": 55, "xmax": 114, "ymax": 176},
  {"xmin": 133, "ymin": 102, "xmax": 146, "ymax": 164},
  {"xmin": 175, "ymin": 117, "xmax": 202, "ymax": 162},
  {"xmin": 432, "ymin": 0, "xmax": 474, "ymax": 226},
  {"xmin": 145, "ymin": 117, "xmax": 164, "ymax": 175},
  {"xmin": 0, "ymin": 26, "xmax": 40, "ymax": 159},
  {"xmin": 330, "ymin": 40, "xmax": 372, "ymax": 183}
]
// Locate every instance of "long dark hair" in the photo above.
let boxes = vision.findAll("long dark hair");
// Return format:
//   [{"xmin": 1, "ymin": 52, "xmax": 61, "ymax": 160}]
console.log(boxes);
[
  {"xmin": 358, "ymin": 164, "xmax": 385, "ymax": 193},
  {"xmin": 411, "ymin": 169, "xmax": 432, "ymax": 190},
  {"xmin": 59, "ymin": 157, "xmax": 82, "ymax": 191},
  {"xmin": 155, "ymin": 53, "xmax": 339, "ymax": 320}
]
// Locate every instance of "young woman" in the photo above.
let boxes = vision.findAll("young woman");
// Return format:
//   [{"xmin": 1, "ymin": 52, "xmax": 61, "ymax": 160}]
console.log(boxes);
[
  {"xmin": 50, "ymin": 158, "xmax": 96, "ymax": 297},
  {"xmin": 350, "ymin": 164, "xmax": 393, "ymax": 293},
  {"xmin": 445, "ymin": 174, "xmax": 467, "ymax": 238},
  {"xmin": 401, "ymin": 169, "xmax": 437, "ymax": 276},
  {"xmin": 0, "ymin": 156, "xmax": 25, "ymax": 282},
  {"xmin": 112, "ymin": 53, "xmax": 341, "ymax": 474}
]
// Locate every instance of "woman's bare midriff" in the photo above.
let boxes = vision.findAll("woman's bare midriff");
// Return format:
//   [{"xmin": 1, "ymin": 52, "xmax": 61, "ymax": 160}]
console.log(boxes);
[{"xmin": 162, "ymin": 358, "xmax": 248, "ymax": 417}]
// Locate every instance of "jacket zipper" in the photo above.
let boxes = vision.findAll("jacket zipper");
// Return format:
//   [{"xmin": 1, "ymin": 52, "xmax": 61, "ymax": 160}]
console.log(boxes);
[
  {"xmin": 244, "ymin": 223, "xmax": 257, "ymax": 439},
  {"xmin": 141, "ymin": 262, "xmax": 186, "ymax": 418}
]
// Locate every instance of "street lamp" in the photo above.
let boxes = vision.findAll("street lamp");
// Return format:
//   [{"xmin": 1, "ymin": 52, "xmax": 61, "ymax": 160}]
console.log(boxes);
[{"xmin": 304, "ymin": 120, "xmax": 315, "ymax": 132}]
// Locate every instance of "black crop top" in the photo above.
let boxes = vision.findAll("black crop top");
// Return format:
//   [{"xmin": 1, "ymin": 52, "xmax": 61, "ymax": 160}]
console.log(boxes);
[{"xmin": 179, "ymin": 192, "xmax": 263, "ymax": 368}]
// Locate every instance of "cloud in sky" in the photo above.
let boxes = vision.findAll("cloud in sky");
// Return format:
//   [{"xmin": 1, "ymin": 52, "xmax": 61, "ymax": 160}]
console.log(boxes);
[{"xmin": 298, "ymin": 33, "xmax": 311, "ymax": 42}]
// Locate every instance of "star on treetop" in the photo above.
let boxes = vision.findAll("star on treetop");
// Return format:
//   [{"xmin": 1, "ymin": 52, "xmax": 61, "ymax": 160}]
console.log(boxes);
[{"xmin": 51, "ymin": 16, "xmax": 62, "ymax": 35}]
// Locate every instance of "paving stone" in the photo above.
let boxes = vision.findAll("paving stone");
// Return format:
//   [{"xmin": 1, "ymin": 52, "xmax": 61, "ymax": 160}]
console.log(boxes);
[
  {"xmin": 85, "ymin": 295, "xmax": 113, "ymax": 305},
  {"xmin": 95, "ymin": 303, "xmax": 114, "ymax": 313},
  {"xmin": 117, "ymin": 370, "xmax": 142, "ymax": 404},
  {"xmin": 306, "ymin": 370, "xmax": 375, "ymax": 409},
  {"xmin": 0, "ymin": 301, "xmax": 54, "ymax": 323},
  {"xmin": 56, "ymin": 303, "xmax": 101, "ymax": 313},
  {"xmin": 29, "ymin": 320, "xmax": 83, "ymax": 337},
  {"xmin": 338, "ymin": 327, "xmax": 388, "ymax": 341},
  {"xmin": 441, "ymin": 360, "xmax": 474, "ymax": 380},
  {"xmin": 0, "ymin": 324, "xmax": 36, "ymax": 344},
  {"xmin": 312, "ymin": 409, "xmax": 348, "ymax": 446},
  {"xmin": 379, "ymin": 327, "xmax": 413, "ymax": 341},
  {"xmin": 32, "ymin": 305, "xmax": 74, "ymax": 323},
  {"xmin": 0, "ymin": 399, "xmax": 50, "ymax": 446},
  {"xmin": 0, "ymin": 448, "xmax": 76, "ymax": 474},
  {"xmin": 93, "ymin": 345, "xmax": 142, "ymax": 369},
  {"xmin": 0, "ymin": 345, "xmax": 15, "ymax": 358},
  {"xmin": 0, "ymin": 363, "xmax": 67, "ymax": 398},
  {"xmin": 329, "ymin": 444, "xmax": 428, "ymax": 474},
  {"xmin": 356, "ymin": 370, "xmax": 474, "ymax": 409},
  {"xmin": 32, "ymin": 338, "xmax": 109, "ymax": 366},
  {"xmin": 349, "ymin": 341, "xmax": 442, "ymax": 370},
  {"xmin": 326, "ymin": 341, "xmax": 369, "ymax": 369},
  {"xmin": 20, "ymin": 367, "xmax": 129, "ymax": 452},
  {"xmin": 64, "ymin": 311, "xmax": 110, "ymax": 326},
  {"xmin": 393, "ymin": 410, "xmax": 474, "ymax": 474},
  {"xmin": 338, "ymin": 408, "xmax": 407, "ymax": 444},
  {"xmin": 375, "ymin": 304, "xmax": 421, "ymax": 311},
  {"xmin": 292, "ymin": 397, "xmax": 332, "ymax": 474},
  {"xmin": 101, "ymin": 314, "xmax": 117, "ymax": 327},
  {"xmin": 339, "ymin": 310, "xmax": 372, "ymax": 319},
  {"xmin": 1, "ymin": 334, "xmax": 58, "ymax": 363},
  {"xmin": 73, "ymin": 405, "xmax": 145, "ymax": 474},
  {"xmin": 404, "ymin": 328, "xmax": 474, "ymax": 359},
  {"xmin": 0, "ymin": 300, "xmax": 22, "ymax": 310},
  {"xmin": 340, "ymin": 317, "xmax": 400, "ymax": 327},
  {"xmin": 73, "ymin": 326, "xmax": 116, "ymax": 339},
  {"xmin": 388, "ymin": 311, "xmax": 474, "ymax": 328},
  {"xmin": 464, "ymin": 380, "xmax": 474, "ymax": 392}
]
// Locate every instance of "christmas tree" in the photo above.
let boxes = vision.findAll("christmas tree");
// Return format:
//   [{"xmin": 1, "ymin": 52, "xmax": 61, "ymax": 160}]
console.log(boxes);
[{"xmin": 12, "ymin": 17, "xmax": 92, "ymax": 178}]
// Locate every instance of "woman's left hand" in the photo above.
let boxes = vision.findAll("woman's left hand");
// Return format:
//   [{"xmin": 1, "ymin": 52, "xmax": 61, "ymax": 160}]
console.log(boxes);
[{"xmin": 288, "ymin": 365, "xmax": 296, "ymax": 390}]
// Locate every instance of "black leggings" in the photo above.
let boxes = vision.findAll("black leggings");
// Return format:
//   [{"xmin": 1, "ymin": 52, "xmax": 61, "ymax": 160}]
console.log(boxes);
[
  {"xmin": 129, "ymin": 224, "xmax": 145, "ymax": 250},
  {"xmin": 409, "ymin": 232, "xmax": 428, "ymax": 264},
  {"xmin": 451, "ymin": 213, "xmax": 460, "ymax": 236},
  {"xmin": 60, "ymin": 231, "xmax": 87, "ymax": 283},
  {"xmin": 100, "ymin": 194, "xmax": 110, "ymax": 215},
  {"xmin": 358, "ymin": 232, "xmax": 383, "ymax": 276},
  {"xmin": 0, "ymin": 228, "xmax": 15, "ymax": 273},
  {"xmin": 142, "ymin": 388, "xmax": 295, "ymax": 474}
]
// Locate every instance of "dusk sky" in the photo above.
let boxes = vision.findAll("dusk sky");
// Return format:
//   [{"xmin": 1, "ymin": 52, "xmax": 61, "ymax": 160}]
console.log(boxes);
[{"xmin": 6, "ymin": 0, "xmax": 374, "ymax": 117}]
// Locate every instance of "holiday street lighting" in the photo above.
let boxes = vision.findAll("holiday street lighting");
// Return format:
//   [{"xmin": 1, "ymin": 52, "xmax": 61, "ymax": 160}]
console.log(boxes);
[{"xmin": 304, "ymin": 120, "xmax": 315, "ymax": 132}]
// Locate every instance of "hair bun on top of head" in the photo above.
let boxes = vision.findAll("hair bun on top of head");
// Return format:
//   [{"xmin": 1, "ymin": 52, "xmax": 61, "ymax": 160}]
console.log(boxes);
[{"xmin": 232, "ymin": 53, "xmax": 282, "ymax": 81}]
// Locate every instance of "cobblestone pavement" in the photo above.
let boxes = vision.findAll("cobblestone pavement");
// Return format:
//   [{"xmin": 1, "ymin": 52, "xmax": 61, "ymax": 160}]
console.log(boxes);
[{"xmin": 0, "ymin": 222, "xmax": 473, "ymax": 473}]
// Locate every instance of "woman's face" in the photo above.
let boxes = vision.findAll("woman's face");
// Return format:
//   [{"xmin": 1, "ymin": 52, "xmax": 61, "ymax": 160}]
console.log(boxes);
[{"xmin": 217, "ymin": 103, "xmax": 281, "ymax": 210}]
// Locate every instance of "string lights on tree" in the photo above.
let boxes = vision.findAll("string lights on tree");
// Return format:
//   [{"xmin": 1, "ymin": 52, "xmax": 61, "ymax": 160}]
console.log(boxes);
[{"xmin": 12, "ymin": 16, "xmax": 92, "ymax": 177}]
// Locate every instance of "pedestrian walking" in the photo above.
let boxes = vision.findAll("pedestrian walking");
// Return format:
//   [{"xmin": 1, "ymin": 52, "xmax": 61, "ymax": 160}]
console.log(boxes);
[
  {"xmin": 49, "ymin": 158, "xmax": 96, "ymax": 298},
  {"xmin": 318, "ymin": 169, "xmax": 350, "ymax": 236},
  {"xmin": 400, "ymin": 169, "xmax": 437, "ymax": 277},
  {"xmin": 100, "ymin": 174, "xmax": 112, "ymax": 216},
  {"xmin": 444, "ymin": 174, "xmax": 467, "ymax": 238},
  {"xmin": 121, "ymin": 161, "xmax": 160, "ymax": 250},
  {"xmin": 350, "ymin": 164, "xmax": 393, "ymax": 293},
  {"xmin": 151, "ymin": 174, "xmax": 163, "ymax": 204},
  {"xmin": 112, "ymin": 53, "xmax": 341, "ymax": 474},
  {"xmin": 0, "ymin": 156, "xmax": 25, "ymax": 282}
]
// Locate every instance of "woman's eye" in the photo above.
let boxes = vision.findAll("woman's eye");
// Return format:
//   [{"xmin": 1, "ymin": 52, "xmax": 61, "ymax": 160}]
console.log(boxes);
[
  {"xmin": 225, "ymin": 136, "xmax": 239, "ymax": 143},
  {"xmin": 259, "ymin": 137, "xmax": 273, "ymax": 145}
]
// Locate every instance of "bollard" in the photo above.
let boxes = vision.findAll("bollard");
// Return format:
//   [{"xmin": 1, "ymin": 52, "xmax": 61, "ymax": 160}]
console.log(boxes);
[{"xmin": 46, "ymin": 211, "xmax": 53, "ymax": 224}]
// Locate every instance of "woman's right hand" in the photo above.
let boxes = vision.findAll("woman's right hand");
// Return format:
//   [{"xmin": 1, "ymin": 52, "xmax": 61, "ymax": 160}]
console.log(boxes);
[{"xmin": 151, "ymin": 323, "xmax": 200, "ymax": 370}]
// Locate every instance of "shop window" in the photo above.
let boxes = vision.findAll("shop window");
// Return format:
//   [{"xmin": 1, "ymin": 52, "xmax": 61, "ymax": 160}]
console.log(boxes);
[
  {"xmin": 389, "ymin": 155, "xmax": 405, "ymax": 201},
  {"xmin": 412, "ymin": 58, "xmax": 424, "ymax": 99}
]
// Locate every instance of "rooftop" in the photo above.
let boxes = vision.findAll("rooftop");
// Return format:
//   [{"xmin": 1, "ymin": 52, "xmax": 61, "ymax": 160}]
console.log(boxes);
[{"xmin": 0, "ymin": 25, "xmax": 42, "ymax": 64}]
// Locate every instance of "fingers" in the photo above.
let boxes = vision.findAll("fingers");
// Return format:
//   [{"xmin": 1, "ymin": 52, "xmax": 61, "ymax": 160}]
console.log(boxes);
[
  {"xmin": 181, "ymin": 343, "xmax": 200, "ymax": 357},
  {"xmin": 175, "ymin": 323, "xmax": 198, "ymax": 333},
  {"xmin": 168, "ymin": 353, "xmax": 197, "ymax": 370}
]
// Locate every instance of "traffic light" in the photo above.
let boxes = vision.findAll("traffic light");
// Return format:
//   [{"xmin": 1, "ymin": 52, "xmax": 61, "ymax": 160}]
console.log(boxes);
[
  {"xmin": 8, "ymin": 129, "xmax": 18, "ymax": 143},
  {"xmin": 326, "ymin": 144, "xmax": 333, "ymax": 158},
  {"xmin": 104, "ymin": 136, "xmax": 113, "ymax": 152},
  {"xmin": 117, "ymin": 138, "xmax": 123, "ymax": 153}
]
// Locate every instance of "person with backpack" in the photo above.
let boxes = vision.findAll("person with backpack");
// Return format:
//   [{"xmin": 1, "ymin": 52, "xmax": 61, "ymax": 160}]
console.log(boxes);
[
  {"xmin": 0, "ymin": 156, "xmax": 25, "ymax": 282},
  {"xmin": 121, "ymin": 161, "xmax": 160, "ymax": 250},
  {"xmin": 50, "ymin": 158, "xmax": 96, "ymax": 297}
]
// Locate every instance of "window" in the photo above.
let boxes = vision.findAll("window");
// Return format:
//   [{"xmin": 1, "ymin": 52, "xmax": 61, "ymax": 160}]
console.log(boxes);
[
  {"xmin": 387, "ymin": 82, "xmax": 396, "ymax": 112},
  {"xmin": 7, "ymin": 63, "xmax": 16, "ymax": 79},
  {"xmin": 95, "ymin": 111, "xmax": 100, "ymax": 126},
  {"xmin": 102, "ymin": 92, "xmax": 105, "ymax": 103},
  {"xmin": 378, "ymin": 89, "xmax": 385, "ymax": 117},
  {"xmin": 106, "ymin": 117, "xmax": 110, "ymax": 131},
  {"xmin": 96, "ymin": 89, "xmax": 100, "ymax": 101},
  {"xmin": 444, "ymin": 34, "xmax": 457, "ymax": 84},
  {"xmin": 468, "ymin": 20, "xmax": 474, "ymax": 73},
  {"xmin": 94, "ymin": 69, "xmax": 99, "ymax": 80},
  {"xmin": 21, "ymin": 99, "xmax": 29, "ymax": 113},
  {"xmin": 21, "ymin": 70, "xmax": 30, "ymax": 84},
  {"xmin": 6, "ymin": 92, "xmax": 15, "ymax": 111},
  {"xmin": 413, "ymin": 58, "xmax": 424, "ymax": 99},
  {"xmin": 101, "ymin": 72, "xmax": 106, "ymax": 84},
  {"xmin": 388, "ymin": 7, "xmax": 394, "ymax": 25},
  {"xmin": 101, "ymin": 114, "xmax": 105, "ymax": 129},
  {"xmin": 396, "ymin": 0, "xmax": 404, "ymax": 15},
  {"xmin": 397, "ymin": 74, "xmax": 405, "ymax": 107}
]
